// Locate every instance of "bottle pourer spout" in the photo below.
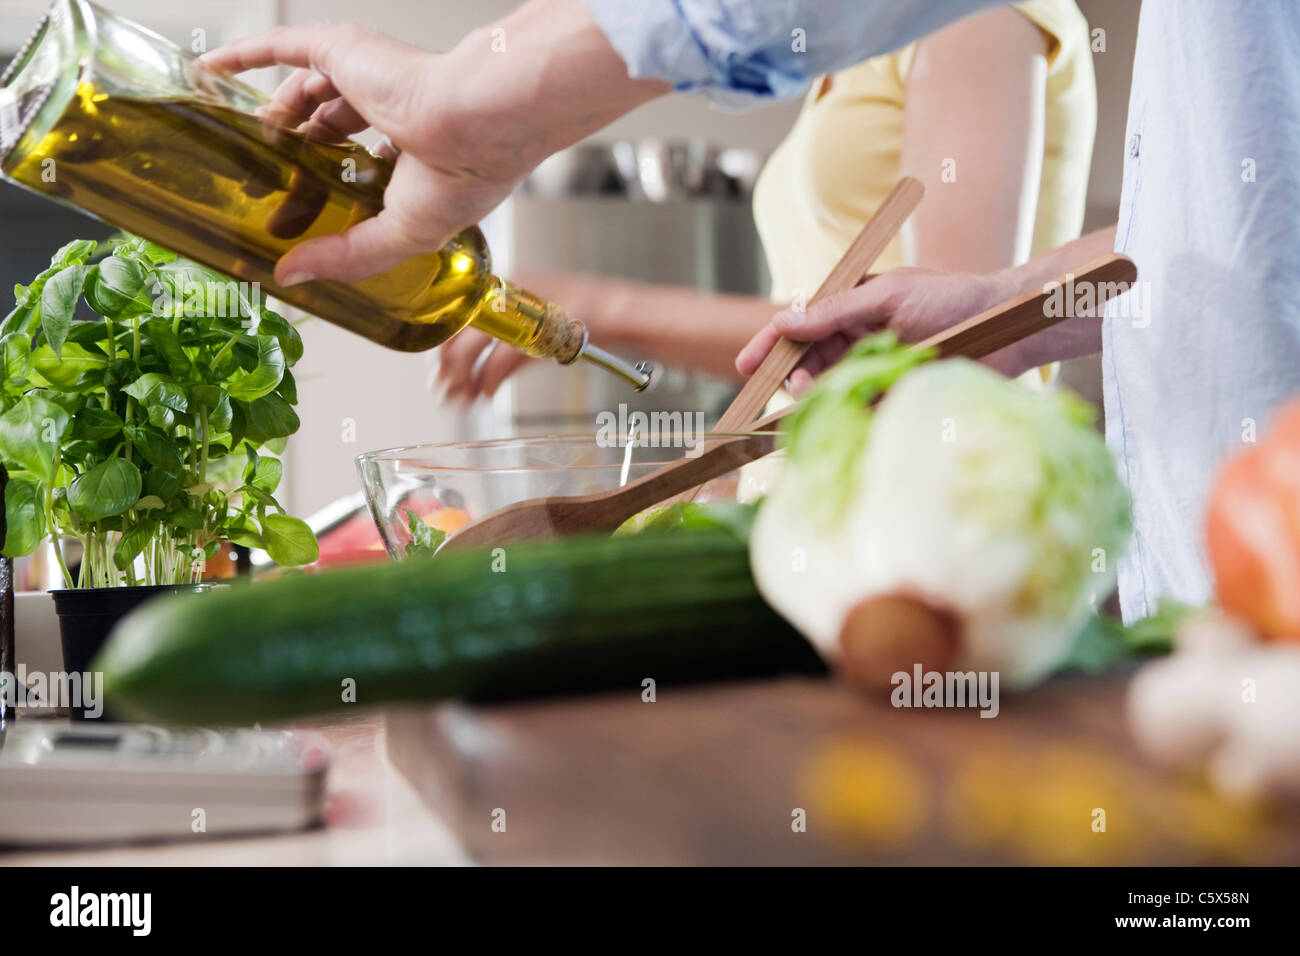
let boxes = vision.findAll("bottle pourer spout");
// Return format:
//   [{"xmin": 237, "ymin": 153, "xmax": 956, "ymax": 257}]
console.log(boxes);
[{"xmin": 570, "ymin": 337, "xmax": 654, "ymax": 391}]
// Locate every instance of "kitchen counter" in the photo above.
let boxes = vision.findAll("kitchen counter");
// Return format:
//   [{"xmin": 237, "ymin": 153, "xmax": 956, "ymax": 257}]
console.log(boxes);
[
  {"xmin": 388, "ymin": 673, "xmax": 1300, "ymax": 866},
  {"xmin": 1, "ymin": 712, "xmax": 470, "ymax": 867},
  {"xmin": 9, "ymin": 671, "xmax": 1299, "ymax": 867}
]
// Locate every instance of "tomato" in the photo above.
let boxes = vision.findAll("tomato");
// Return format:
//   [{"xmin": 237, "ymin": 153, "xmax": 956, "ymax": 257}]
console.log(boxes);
[{"xmin": 1207, "ymin": 402, "xmax": 1300, "ymax": 642}]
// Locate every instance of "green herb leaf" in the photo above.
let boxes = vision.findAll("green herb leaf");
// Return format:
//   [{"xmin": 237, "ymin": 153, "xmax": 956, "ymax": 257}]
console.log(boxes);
[
  {"xmin": 256, "ymin": 309, "xmax": 304, "ymax": 365},
  {"xmin": 70, "ymin": 406, "xmax": 124, "ymax": 441},
  {"xmin": 141, "ymin": 317, "xmax": 191, "ymax": 374},
  {"xmin": 68, "ymin": 457, "xmax": 143, "ymax": 522},
  {"xmin": 123, "ymin": 423, "xmax": 185, "ymax": 473},
  {"xmin": 241, "ymin": 392, "xmax": 300, "ymax": 443},
  {"xmin": 249, "ymin": 456, "xmax": 282, "ymax": 493},
  {"xmin": 31, "ymin": 341, "xmax": 108, "ymax": 389},
  {"xmin": 0, "ymin": 393, "xmax": 70, "ymax": 482},
  {"xmin": 115, "ymin": 238, "xmax": 177, "ymax": 265},
  {"xmin": 1, "ymin": 474, "xmax": 45, "ymax": 557},
  {"xmin": 39, "ymin": 265, "xmax": 89, "ymax": 358},
  {"xmin": 85, "ymin": 257, "xmax": 151, "ymax": 317},
  {"xmin": 0, "ymin": 302, "xmax": 38, "ymax": 339},
  {"xmin": 222, "ymin": 513, "xmax": 263, "ymax": 549},
  {"xmin": 169, "ymin": 507, "xmax": 205, "ymax": 530},
  {"xmin": 227, "ymin": 335, "xmax": 285, "ymax": 401},
  {"xmin": 404, "ymin": 509, "xmax": 447, "ymax": 558},
  {"xmin": 50, "ymin": 239, "xmax": 97, "ymax": 268},
  {"xmin": 113, "ymin": 519, "xmax": 159, "ymax": 570},
  {"xmin": 208, "ymin": 390, "xmax": 233, "ymax": 432},
  {"xmin": 276, "ymin": 367, "xmax": 297, "ymax": 404},
  {"xmin": 261, "ymin": 512, "xmax": 318, "ymax": 566},
  {"xmin": 144, "ymin": 465, "xmax": 184, "ymax": 502},
  {"xmin": 1, "ymin": 331, "xmax": 33, "ymax": 386},
  {"xmin": 123, "ymin": 372, "xmax": 189, "ymax": 413}
]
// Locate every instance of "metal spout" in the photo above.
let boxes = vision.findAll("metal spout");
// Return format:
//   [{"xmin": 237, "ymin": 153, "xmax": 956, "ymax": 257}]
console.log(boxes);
[{"xmin": 567, "ymin": 338, "xmax": 654, "ymax": 391}]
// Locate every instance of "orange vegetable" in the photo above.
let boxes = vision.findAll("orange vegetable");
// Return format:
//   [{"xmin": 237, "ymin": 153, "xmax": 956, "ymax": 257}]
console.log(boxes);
[
  {"xmin": 425, "ymin": 507, "xmax": 470, "ymax": 535},
  {"xmin": 1207, "ymin": 402, "xmax": 1300, "ymax": 641}
]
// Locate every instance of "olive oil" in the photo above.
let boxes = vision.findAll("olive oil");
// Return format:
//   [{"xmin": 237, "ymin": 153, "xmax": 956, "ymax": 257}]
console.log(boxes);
[{"xmin": 3, "ymin": 81, "xmax": 648, "ymax": 385}]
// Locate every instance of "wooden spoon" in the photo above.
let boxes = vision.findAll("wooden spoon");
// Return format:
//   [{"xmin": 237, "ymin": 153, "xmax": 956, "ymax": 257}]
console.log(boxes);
[
  {"xmin": 709, "ymin": 176, "xmax": 926, "ymax": 433},
  {"xmin": 439, "ymin": 252, "xmax": 1137, "ymax": 551}
]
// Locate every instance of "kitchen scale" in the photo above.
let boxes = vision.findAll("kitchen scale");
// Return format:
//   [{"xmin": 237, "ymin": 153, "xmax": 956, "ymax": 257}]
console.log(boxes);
[{"xmin": 0, "ymin": 721, "xmax": 327, "ymax": 846}]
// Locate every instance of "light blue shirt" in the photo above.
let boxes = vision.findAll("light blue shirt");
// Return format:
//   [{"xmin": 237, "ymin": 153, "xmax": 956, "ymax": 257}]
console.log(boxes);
[
  {"xmin": 1103, "ymin": 1, "xmax": 1300, "ymax": 619},
  {"xmin": 584, "ymin": 0, "xmax": 993, "ymax": 106},
  {"xmin": 586, "ymin": 0, "xmax": 1300, "ymax": 621}
]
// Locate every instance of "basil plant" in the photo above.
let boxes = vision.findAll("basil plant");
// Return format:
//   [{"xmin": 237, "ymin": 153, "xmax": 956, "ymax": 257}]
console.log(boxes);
[{"xmin": 0, "ymin": 237, "xmax": 318, "ymax": 588}]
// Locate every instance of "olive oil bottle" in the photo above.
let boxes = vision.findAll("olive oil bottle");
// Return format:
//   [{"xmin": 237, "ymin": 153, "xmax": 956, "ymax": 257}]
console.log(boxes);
[{"xmin": 0, "ymin": 0, "xmax": 650, "ymax": 388}]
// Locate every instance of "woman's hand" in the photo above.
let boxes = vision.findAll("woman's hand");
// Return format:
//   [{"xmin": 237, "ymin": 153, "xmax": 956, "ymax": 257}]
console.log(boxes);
[
  {"xmin": 736, "ymin": 268, "xmax": 1021, "ymax": 395},
  {"xmin": 432, "ymin": 328, "xmax": 535, "ymax": 404}
]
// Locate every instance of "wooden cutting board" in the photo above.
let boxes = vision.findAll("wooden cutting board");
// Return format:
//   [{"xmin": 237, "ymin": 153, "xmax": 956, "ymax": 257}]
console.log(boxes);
[{"xmin": 386, "ymin": 673, "xmax": 1300, "ymax": 865}]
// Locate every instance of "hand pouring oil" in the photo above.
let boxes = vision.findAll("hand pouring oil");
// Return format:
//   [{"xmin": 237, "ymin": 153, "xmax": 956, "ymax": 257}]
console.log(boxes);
[{"xmin": 0, "ymin": 0, "xmax": 650, "ymax": 388}]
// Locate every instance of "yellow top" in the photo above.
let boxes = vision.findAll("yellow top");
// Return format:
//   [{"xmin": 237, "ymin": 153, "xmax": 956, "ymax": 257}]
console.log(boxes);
[{"xmin": 752, "ymin": 0, "xmax": 1097, "ymax": 304}]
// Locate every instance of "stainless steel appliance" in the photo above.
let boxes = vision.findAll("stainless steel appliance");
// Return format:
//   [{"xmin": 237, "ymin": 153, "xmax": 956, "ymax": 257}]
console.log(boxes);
[{"xmin": 501, "ymin": 141, "xmax": 769, "ymax": 437}]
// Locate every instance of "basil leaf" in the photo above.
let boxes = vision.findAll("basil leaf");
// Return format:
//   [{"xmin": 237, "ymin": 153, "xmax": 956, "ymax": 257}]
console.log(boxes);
[
  {"xmin": 85, "ymin": 257, "xmax": 151, "ymax": 317},
  {"xmin": 241, "ymin": 392, "xmax": 299, "ymax": 443},
  {"xmin": 144, "ymin": 464, "xmax": 183, "ymax": 501},
  {"xmin": 49, "ymin": 239, "xmax": 97, "ymax": 268},
  {"xmin": 142, "ymin": 317, "xmax": 191, "ymax": 374},
  {"xmin": 209, "ymin": 391, "xmax": 233, "ymax": 433},
  {"xmin": 115, "ymin": 237, "xmax": 176, "ymax": 265},
  {"xmin": 0, "ymin": 393, "xmax": 70, "ymax": 482},
  {"xmin": 32, "ymin": 342, "xmax": 108, "ymax": 388},
  {"xmin": 70, "ymin": 406, "xmax": 124, "ymax": 441},
  {"xmin": 226, "ymin": 335, "xmax": 284, "ymax": 401},
  {"xmin": 189, "ymin": 384, "xmax": 221, "ymax": 408},
  {"xmin": 249, "ymin": 455, "xmax": 282, "ymax": 493},
  {"xmin": 1, "ymin": 332, "xmax": 33, "ymax": 385},
  {"xmin": 0, "ymin": 302, "xmax": 38, "ymax": 338},
  {"xmin": 404, "ymin": 509, "xmax": 447, "ymax": 558},
  {"xmin": 222, "ymin": 515, "xmax": 263, "ymax": 549},
  {"xmin": 1, "ymin": 474, "xmax": 45, "ymax": 557},
  {"xmin": 169, "ymin": 507, "xmax": 205, "ymax": 530},
  {"xmin": 124, "ymin": 423, "xmax": 185, "ymax": 473},
  {"xmin": 260, "ymin": 512, "xmax": 318, "ymax": 566},
  {"xmin": 40, "ymin": 265, "xmax": 89, "ymax": 358},
  {"xmin": 276, "ymin": 366, "xmax": 297, "ymax": 404},
  {"xmin": 256, "ymin": 309, "xmax": 303, "ymax": 365},
  {"xmin": 123, "ymin": 372, "xmax": 189, "ymax": 413},
  {"xmin": 146, "ymin": 405, "xmax": 176, "ymax": 429},
  {"xmin": 113, "ymin": 519, "xmax": 158, "ymax": 570},
  {"xmin": 68, "ymin": 457, "xmax": 142, "ymax": 522}
]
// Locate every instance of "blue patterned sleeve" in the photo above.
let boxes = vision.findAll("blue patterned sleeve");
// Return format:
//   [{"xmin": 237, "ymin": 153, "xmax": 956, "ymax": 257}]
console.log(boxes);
[{"xmin": 583, "ymin": 0, "xmax": 999, "ymax": 106}]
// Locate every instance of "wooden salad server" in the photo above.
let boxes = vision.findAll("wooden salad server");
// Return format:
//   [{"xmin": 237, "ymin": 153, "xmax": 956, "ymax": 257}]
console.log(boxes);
[{"xmin": 440, "ymin": 251, "xmax": 1137, "ymax": 551}]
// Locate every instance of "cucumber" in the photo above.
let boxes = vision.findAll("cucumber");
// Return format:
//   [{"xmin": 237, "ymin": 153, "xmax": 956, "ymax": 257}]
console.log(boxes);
[{"xmin": 96, "ymin": 532, "xmax": 824, "ymax": 724}]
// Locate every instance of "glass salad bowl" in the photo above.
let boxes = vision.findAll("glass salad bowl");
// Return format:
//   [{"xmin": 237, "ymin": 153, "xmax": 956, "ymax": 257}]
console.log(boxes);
[{"xmin": 356, "ymin": 434, "xmax": 781, "ymax": 559}]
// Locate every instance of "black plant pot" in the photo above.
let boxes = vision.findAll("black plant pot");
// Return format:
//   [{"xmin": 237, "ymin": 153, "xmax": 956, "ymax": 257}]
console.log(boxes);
[{"xmin": 52, "ymin": 584, "xmax": 212, "ymax": 720}]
